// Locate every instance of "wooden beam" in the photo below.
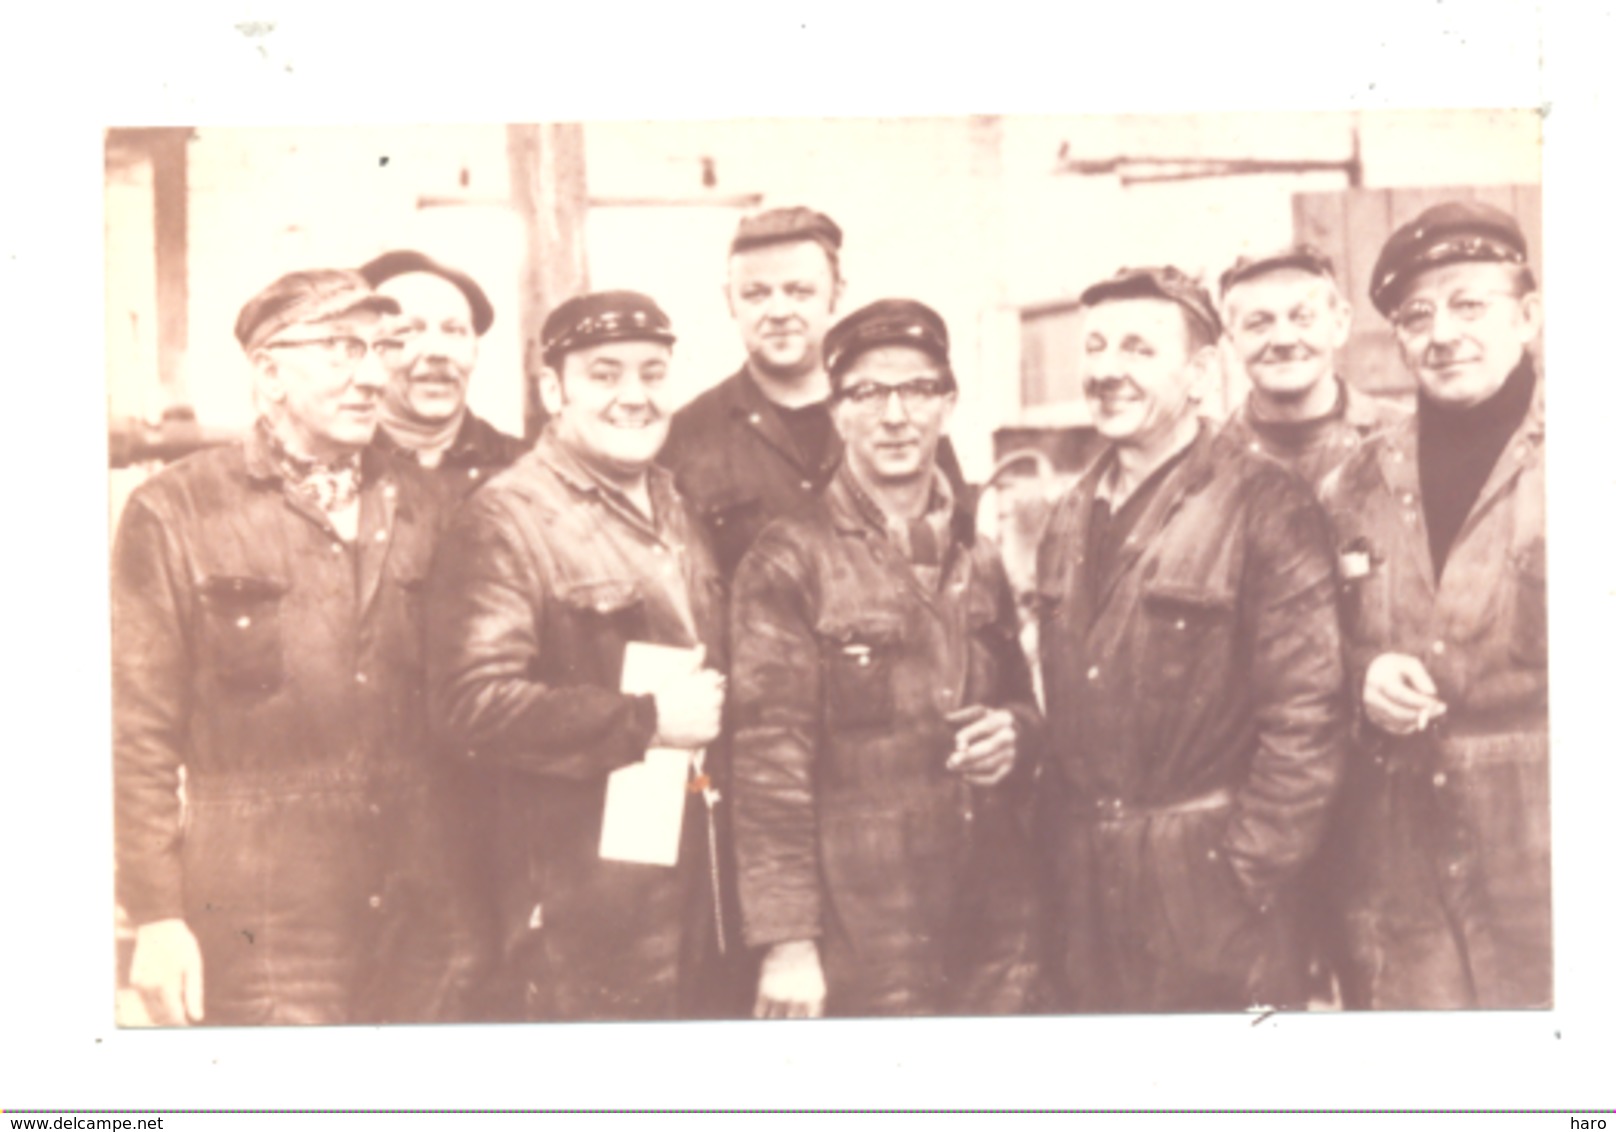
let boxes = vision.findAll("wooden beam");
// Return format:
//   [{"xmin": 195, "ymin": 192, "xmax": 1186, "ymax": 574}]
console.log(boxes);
[{"xmin": 506, "ymin": 123, "xmax": 590, "ymax": 440}]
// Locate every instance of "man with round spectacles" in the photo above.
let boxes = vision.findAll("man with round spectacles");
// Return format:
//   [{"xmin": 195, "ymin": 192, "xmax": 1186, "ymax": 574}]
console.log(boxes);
[
  {"xmin": 729, "ymin": 299, "xmax": 1042, "ymax": 1018},
  {"xmin": 113, "ymin": 269, "xmax": 473, "ymax": 1025},
  {"xmin": 1319, "ymin": 200, "xmax": 1549, "ymax": 1009}
]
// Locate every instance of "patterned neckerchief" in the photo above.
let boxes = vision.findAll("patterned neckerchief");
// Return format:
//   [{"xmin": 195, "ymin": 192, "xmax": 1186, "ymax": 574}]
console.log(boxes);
[{"xmin": 258, "ymin": 419, "xmax": 364, "ymax": 516}]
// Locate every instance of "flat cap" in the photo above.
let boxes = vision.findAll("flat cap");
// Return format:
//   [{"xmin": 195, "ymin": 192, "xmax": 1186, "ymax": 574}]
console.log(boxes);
[
  {"xmin": 359, "ymin": 249, "xmax": 495, "ymax": 335},
  {"xmin": 823, "ymin": 298, "xmax": 952, "ymax": 387},
  {"xmin": 541, "ymin": 290, "xmax": 676, "ymax": 366},
  {"xmin": 234, "ymin": 269, "xmax": 400, "ymax": 353},
  {"xmin": 1219, "ymin": 244, "xmax": 1336, "ymax": 298},
  {"xmin": 1079, "ymin": 265, "xmax": 1222, "ymax": 340},
  {"xmin": 1370, "ymin": 200, "xmax": 1530, "ymax": 316},
  {"xmin": 730, "ymin": 206, "xmax": 843, "ymax": 256}
]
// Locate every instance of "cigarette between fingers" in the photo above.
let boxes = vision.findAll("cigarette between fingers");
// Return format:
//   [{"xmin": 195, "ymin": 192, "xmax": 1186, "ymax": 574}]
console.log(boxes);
[{"xmin": 1416, "ymin": 707, "xmax": 1430, "ymax": 732}]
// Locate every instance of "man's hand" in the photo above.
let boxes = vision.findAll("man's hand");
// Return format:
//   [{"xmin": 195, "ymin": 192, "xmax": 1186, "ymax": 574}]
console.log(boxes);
[
  {"xmin": 1363, "ymin": 652, "xmax": 1448, "ymax": 736},
  {"xmin": 944, "ymin": 705, "xmax": 1019, "ymax": 786},
  {"xmin": 651, "ymin": 647, "xmax": 726, "ymax": 749},
  {"xmin": 129, "ymin": 917, "xmax": 204, "ymax": 1025},
  {"xmin": 753, "ymin": 939, "xmax": 827, "ymax": 1019}
]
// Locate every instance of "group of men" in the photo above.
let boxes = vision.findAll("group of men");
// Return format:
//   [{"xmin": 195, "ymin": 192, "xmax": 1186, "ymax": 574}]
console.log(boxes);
[{"xmin": 113, "ymin": 199, "xmax": 1549, "ymax": 1025}]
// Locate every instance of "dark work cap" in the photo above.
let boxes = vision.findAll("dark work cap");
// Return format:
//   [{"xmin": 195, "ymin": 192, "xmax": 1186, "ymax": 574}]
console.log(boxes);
[
  {"xmin": 1370, "ymin": 201, "xmax": 1531, "ymax": 316},
  {"xmin": 730, "ymin": 206, "xmax": 843, "ymax": 257},
  {"xmin": 823, "ymin": 298, "xmax": 952, "ymax": 387},
  {"xmin": 1219, "ymin": 244, "xmax": 1336, "ymax": 299},
  {"xmin": 1079, "ymin": 265, "xmax": 1222, "ymax": 340},
  {"xmin": 541, "ymin": 290, "xmax": 676, "ymax": 367},
  {"xmin": 234, "ymin": 269, "xmax": 400, "ymax": 353},
  {"xmin": 358, "ymin": 249, "xmax": 495, "ymax": 335}
]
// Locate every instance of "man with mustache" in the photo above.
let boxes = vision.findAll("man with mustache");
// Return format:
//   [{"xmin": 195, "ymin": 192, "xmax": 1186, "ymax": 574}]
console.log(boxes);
[
  {"xmin": 730, "ymin": 300, "xmax": 1041, "ymax": 1018},
  {"xmin": 1219, "ymin": 246, "xmax": 1405, "ymax": 492},
  {"xmin": 114, "ymin": 269, "xmax": 470, "ymax": 1024},
  {"xmin": 427, "ymin": 291, "xmax": 729, "ymax": 1020},
  {"xmin": 361, "ymin": 250, "xmax": 529, "ymax": 499},
  {"xmin": 1318, "ymin": 202, "xmax": 1549, "ymax": 1009},
  {"xmin": 1034, "ymin": 266, "xmax": 1348, "ymax": 1012},
  {"xmin": 660, "ymin": 206, "xmax": 968, "ymax": 580}
]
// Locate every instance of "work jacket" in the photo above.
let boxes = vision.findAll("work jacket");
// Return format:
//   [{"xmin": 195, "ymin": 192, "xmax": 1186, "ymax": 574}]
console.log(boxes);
[
  {"xmin": 1220, "ymin": 378, "xmax": 1407, "ymax": 494},
  {"xmin": 111, "ymin": 426, "xmax": 468, "ymax": 1025},
  {"xmin": 1034, "ymin": 423, "xmax": 1348, "ymax": 1012},
  {"xmin": 1318, "ymin": 365, "xmax": 1549, "ymax": 1009},
  {"xmin": 661, "ymin": 366, "xmax": 970, "ymax": 579},
  {"xmin": 729, "ymin": 465, "xmax": 1043, "ymax": 1016},
  {"xmin": 427, "ymin": 428, "xmax": 726, "ymax": 1021}
]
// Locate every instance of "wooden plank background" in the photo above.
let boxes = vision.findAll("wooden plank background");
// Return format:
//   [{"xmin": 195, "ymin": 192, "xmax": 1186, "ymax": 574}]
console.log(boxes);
[{"xmin": 1292, "ymin": 184, "xmax": 1542, "ymax": 398}]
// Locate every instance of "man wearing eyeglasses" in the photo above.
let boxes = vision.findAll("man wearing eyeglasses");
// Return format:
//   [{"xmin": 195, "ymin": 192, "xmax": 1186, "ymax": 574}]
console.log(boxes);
[
  {"xmin": 426, "ymin": 291, "xmax": 730, "ymax": 1021},
  {"xmin": 1318, "ymin": 201, "xmax": 1548, "ymax": 1009},
  {"xmin": 360, "ymin": 250, "xmax": 530, "ymax": 499},
  {"xmin": 729, "ymin": 299, "xmax": 1041, "ymax": 1018},
  {"xmin": 113, "ymin": 269, "xmax": 472, "ymax": 1025},
  {"xmin": 1034, "ymin": 267, "xmax": 1347, "ymax": 1013},
  {"xmin": 1218, "ymin": 246, "xmax": 1406, "ymax": 493},
  {"xmin": 660, "ymin": 207, "xmax": 970, "ymax": 581}
]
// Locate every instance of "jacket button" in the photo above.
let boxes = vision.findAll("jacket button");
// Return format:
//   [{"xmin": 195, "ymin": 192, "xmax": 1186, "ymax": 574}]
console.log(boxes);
[
  {"xmin": 529, "ymin": 903, "xmax": 544, "ymax": 930},
  {"xmin": 1446, "ymin": 862, "xmax": 1463, "ymax": 877},
  {"xmin": 800, "ymin": 480, "xmax": 814, "ymax": 491},
  {"xmin": 1087, "ymin": 666, "xmax": 1100, "ymax": 681},
  {"xmin": 368, "ymin": 894, "xmax": 382, "ymax": 909},
  {"xmin": 355, "ymin": 671, "xmax": 368, "ymax": 685},
  {"xmin": 748, "ymin": 413, "xmax": 762, "ymax": 425},
  {"xmin": 383, "ymin": 484, "xmax": 397, "ymax": 499},
  {"xmin": 468, "ymin": 467, "xmax": 481, "ymax": 480},
  {"xmin": 374, "ymin": 529, "xmax": 387, "ymax": 543},
  {"xmin": 1432, "ymin": 640, "xmax": 1446, "ymax": 655},
  {"xmin": 236, "ymin": 615, "xmax": 252, "ymax": 629},
  {"xmin": 1174, "ymin": 618, "xmax": 1187, "ymax": 631},
  {"xmin": 1206, "ymin": 849, "xmax": 1218, "ymax": 860},
  {"xmin": 331, "ymin": 543, "xmax": 343, "ymax": 554},
  {"xmin": 1432, "ymin": 772, "xmax": 1447, "ymax": 788}
]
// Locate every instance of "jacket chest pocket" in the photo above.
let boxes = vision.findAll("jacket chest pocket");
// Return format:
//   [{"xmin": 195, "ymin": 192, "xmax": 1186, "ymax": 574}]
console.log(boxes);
[
  {"xmin": 818, "ymin": 616, "xmax": 904, "ymax": 733},
  {"xmin": 1140, "ymin": 581, "xmax": 1235, "ymax": 696},
  {"xmin": 1335, "ymin": 536, "xmax": 1393, "ymax": 647},
  {"xmin": 1509, "ymin": 540, "xmax": 1547, "ymax": 668},
  {"xmin": 556, "ymin": 580, "xmax": 651, "ymax": 688},
  {"xmin": 198, "ymin": 575, "xmax": 287, "ymax": 694}
]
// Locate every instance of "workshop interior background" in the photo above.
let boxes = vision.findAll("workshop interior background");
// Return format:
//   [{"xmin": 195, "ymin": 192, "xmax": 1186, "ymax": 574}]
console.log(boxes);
[{"xmin": 105, "ymin": 111, "xmax": 1541, "ymax": 531}]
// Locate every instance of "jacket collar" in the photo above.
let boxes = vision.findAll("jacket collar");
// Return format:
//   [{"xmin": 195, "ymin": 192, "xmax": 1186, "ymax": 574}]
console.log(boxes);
[
  {"xmin": 533, "ymin": 427, "xmax": 680, "ymax": 540},
  {"xmin": 720, "ymin": 365, "xmax": 843, "ymax": 477},
  {"xmin": 243, "ymin": 416, "xmax": 389, "ymax": 489}
]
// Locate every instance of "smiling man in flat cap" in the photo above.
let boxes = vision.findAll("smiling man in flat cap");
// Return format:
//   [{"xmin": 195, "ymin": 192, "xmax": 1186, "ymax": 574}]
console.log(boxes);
[
  {"xmin": 1219, "ymin": 245, "xmax": 1405, "ymax": 493},
  {"xmin": 1034, "ymin": 266, "xmax": 1347, "ymax": 1013},
  {"xmin": 729, "ymin": 299, "xmax": 1041, "ymax": 1018},
  {"xmin": 660, "ymin": 206, "xmax": 969, "ymax": 581},
  {"xmin": 426, "ymin": 290, "xmax": 729, "ymax": 1020},
  {"xmin": 360, "ymin": 250, "xmax": 529, "ymax": 499},
  {"xmin": 114, "ymin": 269, "xmax": 471, "ymax": 1025},
  {"xmin": 1318, "ymin": 200, "xmax": 1548, "ymax": 1010}
]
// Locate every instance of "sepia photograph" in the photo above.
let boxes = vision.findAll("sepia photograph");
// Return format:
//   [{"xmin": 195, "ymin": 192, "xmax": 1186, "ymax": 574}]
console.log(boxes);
[
  {"xmin": 6, "ymin": 0, "xmax": 1611, "ymax": 1117},
  {"xmin": 105, "ymin": 111, "xmax": 1547, "ymax": 1028}
]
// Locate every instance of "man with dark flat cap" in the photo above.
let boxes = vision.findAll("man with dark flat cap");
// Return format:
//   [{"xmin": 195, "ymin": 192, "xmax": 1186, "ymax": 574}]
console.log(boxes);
[
  {"xmin": 1318, "ymin": 200, "xmax": 1549, "ymax": 1009},
  {"xmin": 114, "ymin": 269, "xmax": 470, "ymax": 1025},
  {"xmin": 1034, "ymin": 266, "xmax": 1347, "ymax": 1013},
  {"xmin": 729, "ymin": 299, "xmax": 1041, "ymax": 1018},
  {"xmin": 1219, "ymin": 245, "xmax": 1405, "ymax": 493},
  {"xmin": 427, "ymin": 290, "xmax": 729, "ymax": 1021},
  {"xmin": 660, "ymin": 206, "xmax": 968, "ymax": 580},
  {"xmin": 360, "ymin": 250, "xmax": 529, "ymax": 499}
]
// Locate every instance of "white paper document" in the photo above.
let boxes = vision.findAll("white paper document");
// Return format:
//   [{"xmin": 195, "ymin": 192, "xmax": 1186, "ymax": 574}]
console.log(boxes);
[{"xmin": 599, "ymin": 642, "xmax": 703, "ymax": 867}]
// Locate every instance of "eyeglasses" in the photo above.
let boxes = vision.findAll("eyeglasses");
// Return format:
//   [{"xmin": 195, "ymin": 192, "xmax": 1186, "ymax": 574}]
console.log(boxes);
[
  {"xmin": 1390, "ymin": 291, "xmax": 1520, "ymax": 337},
  {"xmin": 836, "ymin": 378, "xmax": 952, "ymax": 413},
  {"xmin": 262, "ymin": 335, "xmax": 405, "ymax": 364}
]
